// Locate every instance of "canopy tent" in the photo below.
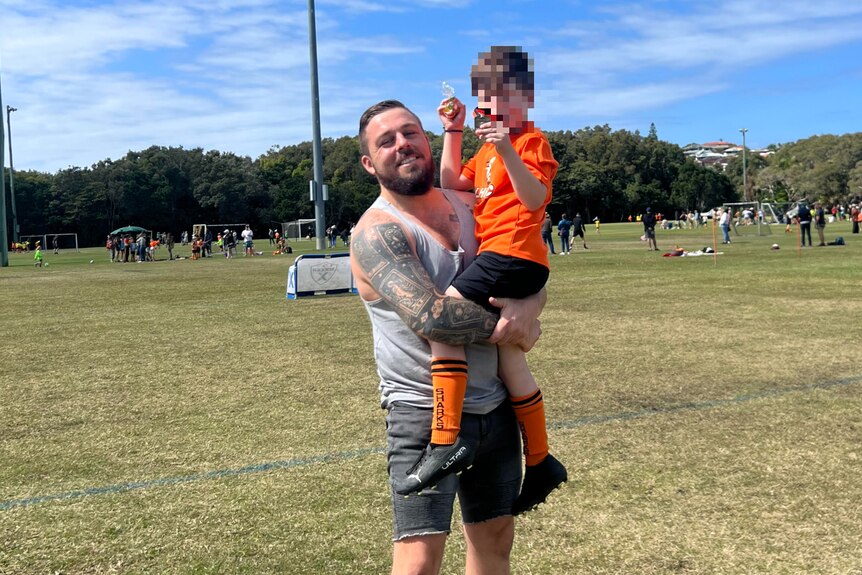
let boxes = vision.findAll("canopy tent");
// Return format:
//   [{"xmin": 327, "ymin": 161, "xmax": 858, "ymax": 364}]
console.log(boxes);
[{"xmin": 110, "ymin": 225, "xmax": 148, "ymax": 235}]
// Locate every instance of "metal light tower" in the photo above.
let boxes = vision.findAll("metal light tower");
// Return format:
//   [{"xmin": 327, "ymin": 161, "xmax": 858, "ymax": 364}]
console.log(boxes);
[
  {"xmin": 307, "ymin": 0, "xmax": 326, "ymax": 250},
  {"xmin": 6, "ymin": 105, "xmax": 17, "ymax": 242},
  {"xmin": 0, "ymin": 65, "xmax": 8, "ymax": 268},
  {"xmin": 739, "ymin": 128, "xmax": 748, "ymax": 201}
]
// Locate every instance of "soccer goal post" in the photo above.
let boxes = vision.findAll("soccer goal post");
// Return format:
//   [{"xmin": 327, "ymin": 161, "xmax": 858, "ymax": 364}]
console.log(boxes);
[
  {"xmin": 18, "ymin": 235, "xmax": 46, "ymax": 251},
  {"xmin": 192, "ymin": 223, "xmax": 248, "ymax": 239},
  {"xmin": 284, "ymin": 219, "xmax": 316, "ymax": 241},
  {"xmin": 19, "ymin": 233, "xmax": 80, "ymax": 252},
  {"xmin": 47, "ymin": 233, "xmax": 80, "ymax": 252}
]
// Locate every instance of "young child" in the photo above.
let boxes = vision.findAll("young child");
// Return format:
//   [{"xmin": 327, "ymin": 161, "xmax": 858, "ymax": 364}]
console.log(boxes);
[
  {"xmin": 191, "ymin": 236, "xmax": 202, "ymax": 260},
  {"xmin": 34, "ymin": 242, "xmax": 43, "ymax": 267},
  {"xmin": 396, "ymin": 46, "xmax": 567, "ymax": 514}
]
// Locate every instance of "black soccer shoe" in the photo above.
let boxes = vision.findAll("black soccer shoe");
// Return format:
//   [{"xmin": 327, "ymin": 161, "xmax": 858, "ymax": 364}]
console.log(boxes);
[
  {"xmin": 394, "ymin": 436, "xmax": 476, "ymax": 496},
  {"xmin": 512, "ymin": 454, "xmax": 568, "ymax": 515}
]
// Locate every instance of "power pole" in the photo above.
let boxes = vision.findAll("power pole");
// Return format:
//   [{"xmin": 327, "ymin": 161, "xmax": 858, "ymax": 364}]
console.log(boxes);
[
  {"xmin": 307, "ymin": 0, "xmax": 326, "ymax": 250},
  {"xmin": 739, "ymin": 128, "xmax": 748, "ymax": 200},
  {"xmin": 6, "ymin": 105, "xmax": 17, "ymax": 242},
  {"xmin": 0, "ymin": 63, "xmax": 8, "ymax": 267}
]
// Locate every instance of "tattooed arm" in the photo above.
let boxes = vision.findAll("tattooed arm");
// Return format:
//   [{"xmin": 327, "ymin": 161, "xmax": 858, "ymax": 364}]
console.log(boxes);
[{"xmin": 350, "ymin": 215, "xmax": 497, "ymax": 345}]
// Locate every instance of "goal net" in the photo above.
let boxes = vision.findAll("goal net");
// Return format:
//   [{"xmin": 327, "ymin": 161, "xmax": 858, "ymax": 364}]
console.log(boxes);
[
  {"xmin": 47, "ymin": 233, "xmax": 80, "ymax": 252},
  {"xmin": 723, "ymin": 202, "xmax": 771, "ymax": 236},
  {"xmin": 284, "ymin": 219, "xmax": 316, "ymax": 241},
  {"xmin": 18, "ymin": 233, "xmax": 80, "ymax": 252}
]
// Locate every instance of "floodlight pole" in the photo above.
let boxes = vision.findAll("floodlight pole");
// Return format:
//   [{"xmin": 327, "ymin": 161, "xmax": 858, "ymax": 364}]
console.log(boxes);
[
  {"xmin": 307, "ymin": 0, "xmax": 326, "ymax": 251},
  {"xmin": 0, "ymin": 63, "xmax": 8, "ymax": 268},
  {"xmin": 739, "ymin": 128, "xmax": 756, "ymax": 235},
  {"xmin": 6, "ymin": 105, "xmax": 17, "ymax": 242},
  {"xmin": 739, "ymin": 128, "xmax": 748, "ymax": 200}
]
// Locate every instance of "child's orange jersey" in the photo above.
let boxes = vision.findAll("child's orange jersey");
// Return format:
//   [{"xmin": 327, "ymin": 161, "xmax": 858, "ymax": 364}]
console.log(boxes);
[{"xmin": 460, "ymin": 126, "xmax": 558, "ymax": 268}]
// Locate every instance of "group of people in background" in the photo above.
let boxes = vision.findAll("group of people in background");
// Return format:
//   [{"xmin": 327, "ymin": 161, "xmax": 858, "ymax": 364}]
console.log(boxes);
[
  {"xmin": 537, "ymin": 199, "xmax": 862, "ymax": 255},
  {"xmin": 542, "ymin": 212, "xmax": 589, "ymax": 255},
  {"xmin": 790, "ymin": 201, "xmax": 859, "ymax": 247},
  {"xmin": 105, "ymin": 232, "xmax": 173, "ymax": 262},
  {"xmin": 325, "ymin": 224, "xmax": 353, "ymax": 248}
]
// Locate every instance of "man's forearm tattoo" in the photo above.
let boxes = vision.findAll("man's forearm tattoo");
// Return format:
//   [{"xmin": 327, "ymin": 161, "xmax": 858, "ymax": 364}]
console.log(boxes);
[{"xmin": 353, "ymin": 222, "xmax": 497, "ymax": 344}]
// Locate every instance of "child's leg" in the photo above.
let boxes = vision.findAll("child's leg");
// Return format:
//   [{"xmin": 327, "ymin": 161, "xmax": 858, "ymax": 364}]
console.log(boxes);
[
  {"xmin": 501, "ymin": 343, "xmax": 568, "ymax": 515},
  {"xmin": 498, "ymin": 344, "xmax": 548, "ymax": 466},
  {"xmin": 428, "ymin": 338, "xmax": 467, "ymax": 446}
]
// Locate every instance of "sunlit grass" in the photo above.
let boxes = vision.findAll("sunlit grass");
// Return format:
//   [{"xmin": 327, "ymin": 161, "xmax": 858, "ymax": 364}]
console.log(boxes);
[{"xmin": 2, "ymin": 222, "xmax": 861, "ymax": 574}]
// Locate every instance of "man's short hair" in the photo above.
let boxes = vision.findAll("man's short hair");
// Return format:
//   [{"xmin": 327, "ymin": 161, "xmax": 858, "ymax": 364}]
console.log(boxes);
[
  {"xmin": 471, "ymin": 46, "xmax": 534, "ymax": 100},
  {"xmin": 358, "ymin": 100, "xmax": 423, "ymax": 155}
]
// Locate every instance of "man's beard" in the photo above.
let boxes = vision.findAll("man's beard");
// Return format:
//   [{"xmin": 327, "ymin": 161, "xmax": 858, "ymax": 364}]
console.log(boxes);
[{"xmin": 376, "ymin": 154, "xmax": 436, "ymax": 197}]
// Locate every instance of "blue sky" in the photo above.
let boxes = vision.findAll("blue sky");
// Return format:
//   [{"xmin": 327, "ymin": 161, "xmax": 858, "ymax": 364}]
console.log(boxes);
[{"xmin": 1, "ymin": 0, "xmax": 861, "ymax": 173}]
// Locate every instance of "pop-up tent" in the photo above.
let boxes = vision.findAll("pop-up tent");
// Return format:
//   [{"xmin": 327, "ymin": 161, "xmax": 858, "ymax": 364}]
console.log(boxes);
[{"xmin": 110, "ymin": 225, "xmax": 148, "ymax": 235}]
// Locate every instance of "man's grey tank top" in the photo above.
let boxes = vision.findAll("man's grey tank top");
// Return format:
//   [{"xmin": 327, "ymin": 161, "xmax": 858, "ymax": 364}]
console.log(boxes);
[{"xmin": 363, "ymin": 190, "xmax": 505, "ymax": 413}]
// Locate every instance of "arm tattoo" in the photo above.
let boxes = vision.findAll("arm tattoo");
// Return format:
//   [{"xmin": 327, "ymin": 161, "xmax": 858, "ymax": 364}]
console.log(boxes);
[{"xmin": 353, "ymin": 222, "xmax": 497, "ymax": 344}]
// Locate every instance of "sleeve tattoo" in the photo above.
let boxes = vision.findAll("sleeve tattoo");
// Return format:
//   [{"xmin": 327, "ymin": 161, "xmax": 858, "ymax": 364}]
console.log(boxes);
[{"xmin": 352, "ymin": 222, "xmax": 497, "ymax": 344}]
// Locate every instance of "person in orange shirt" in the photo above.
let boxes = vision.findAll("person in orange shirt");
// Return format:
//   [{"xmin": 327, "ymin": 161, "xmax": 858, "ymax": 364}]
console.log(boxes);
[{"xmin": 395, "ymin": 46, "xmax": 566, "ymax": 514}]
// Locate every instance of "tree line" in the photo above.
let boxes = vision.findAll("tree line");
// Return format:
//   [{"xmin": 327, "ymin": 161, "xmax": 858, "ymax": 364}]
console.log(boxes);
[{"xmin": 3, "ymin": 126, "xmax": 860, "ymax": 248}]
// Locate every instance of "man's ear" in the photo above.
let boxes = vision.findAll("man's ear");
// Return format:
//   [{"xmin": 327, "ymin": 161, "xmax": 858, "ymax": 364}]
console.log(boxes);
[{"xmin": 360, "ymin": 155, "xmax": 376, "ymax": 176}]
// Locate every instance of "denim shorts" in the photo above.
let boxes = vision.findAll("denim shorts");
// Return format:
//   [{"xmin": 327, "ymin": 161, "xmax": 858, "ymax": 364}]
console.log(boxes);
[{"xmin": 385, "ymin": 401, "xmax": 521, "ymax": 541}]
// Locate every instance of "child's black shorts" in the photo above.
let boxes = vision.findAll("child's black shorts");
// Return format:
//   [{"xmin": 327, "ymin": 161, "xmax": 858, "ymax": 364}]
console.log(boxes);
[{"xmin": 452, "ymin": 251, "xmax": 548, "ymax": 312}]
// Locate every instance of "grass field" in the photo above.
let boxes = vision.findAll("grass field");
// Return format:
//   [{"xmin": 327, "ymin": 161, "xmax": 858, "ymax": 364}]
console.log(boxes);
[{"xmin": 2, "ymin": 222, "xmax": 861, "ymax": 574}]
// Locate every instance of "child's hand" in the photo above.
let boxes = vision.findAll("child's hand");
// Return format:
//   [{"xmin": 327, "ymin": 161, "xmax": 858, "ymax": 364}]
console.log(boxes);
[
  {"xmin": 476, "ymin": 122, "xmax": 514, "ymax": 154},
  {"xmin": 438, "ymin": 97, "xmax": 465, "ymax": 131}
]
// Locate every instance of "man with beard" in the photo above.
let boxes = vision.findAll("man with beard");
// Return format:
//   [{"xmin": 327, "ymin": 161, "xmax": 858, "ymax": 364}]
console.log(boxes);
[{"xmin": 350, "ymin": 100, "xmax": 544, "ymax": 574}]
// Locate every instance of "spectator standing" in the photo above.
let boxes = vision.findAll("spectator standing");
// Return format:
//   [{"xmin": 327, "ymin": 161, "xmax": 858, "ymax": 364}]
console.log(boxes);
[
  {"xmin": 52, "ymin": 235, "xmax": 59, "ymax": 254},
  {"xmin": 540, "ymin": 212, "xmax": 555, "ymax": 254},
  {"xmin": 571, "ymin": 212, "xmax": 589, "ymax": 250},
  {"xmin": 797, "ymin": 203, "xmax": 812, "ymax": 247},
  {"xmin": 224, "ymin": 229, "xmax": 236, "ymax": 258},
  {"xmin": 557, "ymin": 213, "xmax": 573, "ymax": 255},
  {"xmin": 241, "ymin": 225, "xmax": 254, "ymax": 256},
  {"xmin": 815, "ymin": 202, "xmax": 827, "ymax": 246},
  {"xmin": 719, "ymin": 207, "xmax": 732, "ymax": 244},
  {"xmin": 136, "ymin": 233, "xmax": 146, "ymax": 262},
  {"xmin": 643, "ymin": 207, "xmax": 658, "ymax": 251}
]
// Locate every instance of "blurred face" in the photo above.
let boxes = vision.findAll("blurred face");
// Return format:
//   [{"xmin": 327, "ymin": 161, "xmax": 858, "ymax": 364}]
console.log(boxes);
[
  {"xmin": 475, "ymin": 86, "xmax": 529, "ymax": 130},
  {"xmin": 360, "ymin": 107, "xmax": 435, "ymax": 196}
]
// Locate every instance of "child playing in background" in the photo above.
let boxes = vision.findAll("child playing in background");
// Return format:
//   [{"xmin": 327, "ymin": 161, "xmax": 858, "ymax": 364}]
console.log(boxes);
[
  {"xmin": 34, "ymin": 241, "xmax": 43, "ymax": 267},
  {"xmin": 396, "ymin": 46, "xmax": 567, "ymax": 515}
]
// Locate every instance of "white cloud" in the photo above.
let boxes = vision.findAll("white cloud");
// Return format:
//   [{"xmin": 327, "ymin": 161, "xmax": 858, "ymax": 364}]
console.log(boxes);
[
  {"xmin": 539, "ymin": 2, "xmax": 862, "ymax": 119},
  {"xmin": 2, "ymin": 0, "xmax": 861, "ymax": 171}
]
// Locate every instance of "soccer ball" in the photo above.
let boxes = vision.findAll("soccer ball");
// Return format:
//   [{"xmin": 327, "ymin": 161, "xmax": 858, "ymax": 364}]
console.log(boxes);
[{"xmin": 89, "ymin": 260, "xmax": 94, "ymax": 264}]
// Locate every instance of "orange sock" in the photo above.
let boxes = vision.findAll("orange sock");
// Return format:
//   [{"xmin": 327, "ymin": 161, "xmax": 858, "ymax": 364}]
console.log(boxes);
[
  {"xmin": 430, "ymin": 357, "xmax": 468, "ymax": 446},
  {"xmin": 510, "ymin": 389, "xmax": 549, "ymax": 466}
]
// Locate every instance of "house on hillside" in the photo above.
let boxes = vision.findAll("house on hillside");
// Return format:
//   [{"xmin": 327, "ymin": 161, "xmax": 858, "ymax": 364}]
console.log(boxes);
[{"xmin": 684, "ymin": 141, "xmax": 776, "ymax": 170}]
